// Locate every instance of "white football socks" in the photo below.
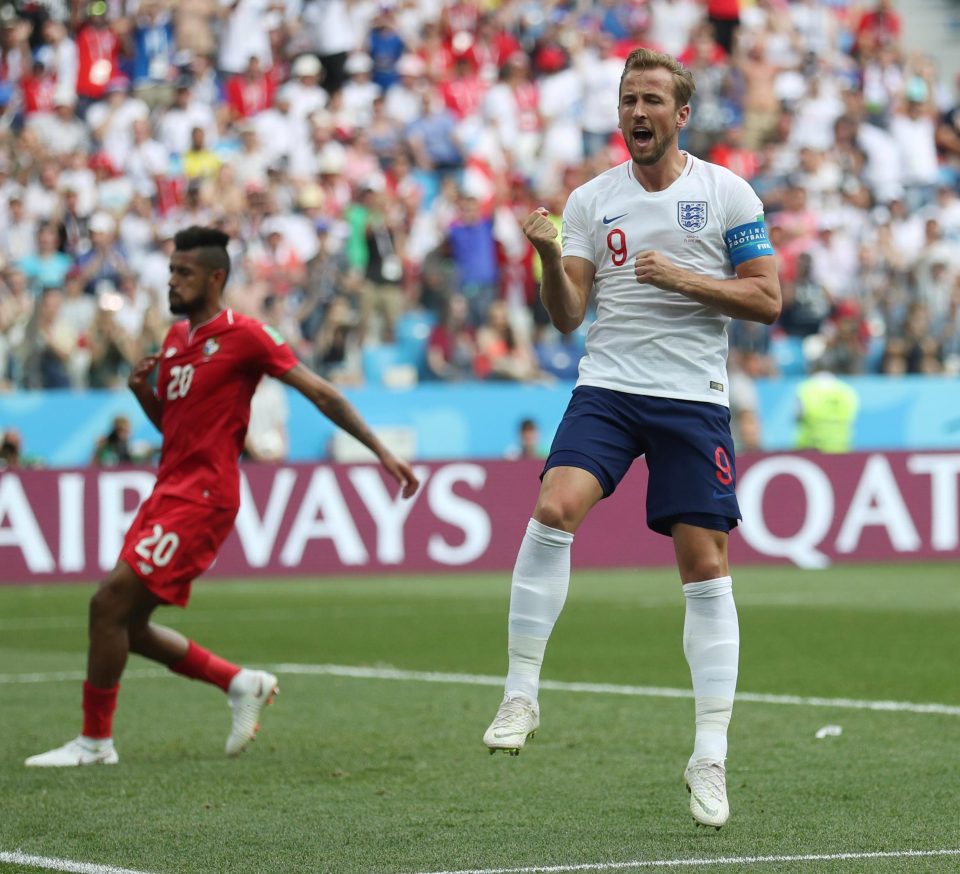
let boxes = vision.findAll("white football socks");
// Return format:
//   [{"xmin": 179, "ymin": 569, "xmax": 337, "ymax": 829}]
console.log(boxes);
[
  {"xmin": 682, "ymin": 576, "xmax": 739, "ymax": 765},
  {"xmin": 504, "ymin": 518, "xmax": 573, "ymax": 702}
]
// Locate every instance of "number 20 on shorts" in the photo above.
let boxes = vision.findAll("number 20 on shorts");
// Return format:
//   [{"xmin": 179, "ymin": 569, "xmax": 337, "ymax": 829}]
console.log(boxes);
[{"xmin": 134, "ymin": 524, "xmax": 181, "ymax": 567}]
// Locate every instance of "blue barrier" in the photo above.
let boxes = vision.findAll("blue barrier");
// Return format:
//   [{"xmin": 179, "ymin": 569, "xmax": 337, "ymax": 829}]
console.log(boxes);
[{"xmin": 1, "ymin": 376, "xmax": 958, "ymax": 466}]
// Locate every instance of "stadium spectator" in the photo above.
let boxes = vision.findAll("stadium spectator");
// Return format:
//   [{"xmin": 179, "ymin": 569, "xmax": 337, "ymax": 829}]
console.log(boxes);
[
  {"xmin": 86, "ymin": 302, "xmax": 137, "ymax": 388},
  {"xmin": 217, "ymin": 0, "xmax": 272, "ymax": 76},
  {"xmin": 366, "ymin": 6, "xmax": 405, "ymax": 92},
  {"xmin": 426, "ymin": 291, "xmax": 477, "ymax": 381},
  {"xmin": 340, "ymin": 52, "xmax": 380, "ymax": 129},
  {"xmin": 244, "ymin": 377, "xmax": 289, "ymax": 461},
  {"xmin": 311, "ymin": 295, "xmax": 364, "ymax": 386},
  {"xmin": 18, "ymin": 222, "xmax": 72, "ymax": 294},
  {"xmin": 224, "ymin": 55, "xmax": 276, "ymax": 121},
  {"xmin": 405, "ymin": 90, "xmax": 464, "ymax": 181},
  {"xmin": 446, "ymin": 192, "xmax": 498, "ymax": 326},
  {"xmin": 778, "ymin": 251, "xmax": 832, "ymax": 338},
  {"xmin": 854, "ymin": 0, "xmax": 901, "ymax": 60},
  {"xmin": 131, "ymin": 0, "xmax": 176, "ymax": 108},
  {"xmin": 304, "ymin": 0, "xmax": 354, "ymax": 96},
  {"xmin": 474, "ymin": 299, "xmax": 539, "ymax": 382},
  {"xmin": 74, "ymin": 2, "xmax": 122, "ymax": 109},
  {"xmin": 285, "ymin": 54, "xmax": 328, "ymax": 126},
  {"xmin": 2, "ymin": 191, "xmax": 37, "ymax": 264},
  {"xmin": 505, "ymin": 417, "xmax": 545, "ymax": 460},
  {"xmin": 92, "ymin": 414, "xmax": 136, "ymax": 466},
  {"xmin": 795, "ymin": 365, "xmax": 860, "ymax": 452},
  {"xmin": 0, "ymin": 427, "xmax": 41, "ymax": 468},
  {"xmin": 75, "ymin": 211, "xmax": 130, "ymax": 295},
  {"xmin": 28, "ymin": 91, "xmax": 91, "ymax": 155},
  {"xmin": 20, "ymin": 287, "xmax": 75, "ymax": 389},
  {"xmin": 0, "ymin": 0, "xmax": 957, "ymax": 410}
]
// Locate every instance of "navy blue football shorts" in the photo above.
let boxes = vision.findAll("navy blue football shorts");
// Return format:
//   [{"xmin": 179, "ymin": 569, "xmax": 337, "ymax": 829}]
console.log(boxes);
[{"xmin": 542, "ymin": 385, "xmax": 741, "ymax": 537}]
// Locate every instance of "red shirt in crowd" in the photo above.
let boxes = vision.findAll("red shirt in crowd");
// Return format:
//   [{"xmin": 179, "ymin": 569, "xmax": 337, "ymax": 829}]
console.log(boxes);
[
  {"xmin": 76, "ymin": 23, "xmax": 120, "ymax": 99},
  {"xmin": 21, "ymin": 72, "xmax": 57, "ymax": 114},
  {"xmin": 225, "ymin": 70, "xmax": 277, "ymax": 119}
]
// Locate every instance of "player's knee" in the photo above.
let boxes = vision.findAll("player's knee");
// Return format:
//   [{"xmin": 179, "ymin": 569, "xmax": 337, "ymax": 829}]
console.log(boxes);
[
  {"xmin": 127, "ymin": 623, "xmax": 150, "ymax": 654},
  {"xmin": 88, "ymin": 577, "xmax": 134, "ymax": 629},
  {"xmin": 680, "ymin": 557, "xmax": 727, "ymax": 584},
  {"xmin": 533, "ymin": 498, "xmax": 579, "ymax": 533}
]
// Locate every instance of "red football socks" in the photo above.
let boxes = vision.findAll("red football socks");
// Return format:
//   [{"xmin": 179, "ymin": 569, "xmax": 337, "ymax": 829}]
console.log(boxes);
[
  {"xmin": 169, "ymin": 640, "xmax": 241, "ymax": 691},
  {"xmin": 82, "ymin": 681, "xmax": 119, "ymax": 739}
]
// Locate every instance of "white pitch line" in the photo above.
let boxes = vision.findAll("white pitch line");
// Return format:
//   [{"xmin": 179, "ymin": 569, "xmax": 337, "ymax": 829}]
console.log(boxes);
[
  {"xmin": 3, "ymin": 663, "xmax": 959, "ymax": 717},
  {"xmin": 0, "ymin": 850, "xmax": 155, "ymax": 874},
  {"xmin": 271, "ymin": 663, "xmax": 960, "ymax": 717},
  {"xmin": 0, "ymin": 669, "xmax": 167, "ymax": 685},
  {"xmin": 408, "ymin": 848, "xmax": 960, "ymax": 874}
]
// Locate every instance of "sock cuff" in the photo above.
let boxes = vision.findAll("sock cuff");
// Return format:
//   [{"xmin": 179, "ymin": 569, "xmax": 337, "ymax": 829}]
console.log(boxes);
[
  {"xmin": 683, "ymin": 576, "xmax": 733, "ymax": 599},
  {"xmin": 82, "ymin": 680, "xmax": 120, "ymax": 697},
  {"xmin": 526, "ymin": 517, "xmax": 574, "ymax": 547}
]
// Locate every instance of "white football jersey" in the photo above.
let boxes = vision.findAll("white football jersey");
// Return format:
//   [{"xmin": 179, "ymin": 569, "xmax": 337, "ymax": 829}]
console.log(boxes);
[{"xmin": 562, "ymin": 153, "xmax": 770, "ymax": 406}]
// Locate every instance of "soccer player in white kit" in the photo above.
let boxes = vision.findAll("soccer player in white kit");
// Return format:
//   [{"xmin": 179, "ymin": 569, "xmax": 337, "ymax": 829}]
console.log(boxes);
[{"xmin": 482, "ymin": 48, "xmax": 781, "ymax": 829}]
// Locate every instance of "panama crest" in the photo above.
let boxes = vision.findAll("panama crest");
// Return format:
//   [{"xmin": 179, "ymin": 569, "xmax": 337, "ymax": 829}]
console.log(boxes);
[{"xmin": 678, "ymin": 201, "xmax": 708, "ymax": 232}]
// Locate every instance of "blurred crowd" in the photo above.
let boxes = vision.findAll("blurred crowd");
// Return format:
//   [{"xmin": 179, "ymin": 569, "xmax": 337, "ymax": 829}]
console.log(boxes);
[{"xmin": 1, "ymin": 0, "xmax": 960, "ymax": 412}]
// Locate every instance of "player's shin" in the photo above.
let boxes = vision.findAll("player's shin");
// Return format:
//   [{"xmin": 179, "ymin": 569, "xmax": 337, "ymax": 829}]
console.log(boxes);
[
  {"xmin": 504, "ymin": 518, "xmax": 573, "ymax": 701},
  {"xmin": 82, "ymin": 680, "xmax": 119, "ymax": 740},
  {"xmin": 169, "ymin": 640, "xmax": 242, "ymax": 691},
  {"xmin": 682, "ymin": 576, "xmax": 739, "ymax": 764}
]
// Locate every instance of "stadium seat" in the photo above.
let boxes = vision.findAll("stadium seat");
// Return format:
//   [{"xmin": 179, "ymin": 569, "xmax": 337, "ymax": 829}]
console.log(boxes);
[
  {"xmin": 394, "ymin": 310, "xmax": 437, "ymax": 379},
  {"xmin": 362, "ymin": 343, "xmax": 418, "ymax": 388},
  {"xmin": 770, "ymin": 334, "xmax": 808, "ymax": 377}
]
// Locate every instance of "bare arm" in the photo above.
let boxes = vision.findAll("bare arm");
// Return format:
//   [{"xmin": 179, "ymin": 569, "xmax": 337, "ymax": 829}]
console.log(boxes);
[
  {"xmin": 279, "ymin": 363, "xmax": 419, "ymax": 498},
  {"xmin": 634, "ymin": 252, "xmax": 782, "ymax": 325},
  {"xmin": 523, "ymin": 208, "xmax": 594, "ymax": 334},
  {"xmin": 127, "ymin": 355, "xmax": 162, "ymax": 430}
]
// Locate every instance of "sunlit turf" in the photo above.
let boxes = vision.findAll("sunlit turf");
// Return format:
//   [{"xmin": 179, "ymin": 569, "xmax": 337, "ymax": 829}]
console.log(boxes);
[{"xmin": 1, "ymin": 564, "xmax": 958, "ymax": 873}]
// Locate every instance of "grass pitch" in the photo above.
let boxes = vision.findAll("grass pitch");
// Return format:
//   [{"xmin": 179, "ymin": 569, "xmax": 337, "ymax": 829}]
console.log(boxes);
[{"xmin": 1, "ymin": 564, "xmax": 959, "ymax": 874}]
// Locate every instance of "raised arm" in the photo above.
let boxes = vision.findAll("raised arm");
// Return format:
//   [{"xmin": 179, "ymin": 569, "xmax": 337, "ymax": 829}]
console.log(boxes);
[
  {"xmin": 634, "ymin": 252, "xmax": 782, "ymax": 325},
  {"xmin": 523, "ymin": 208, "xmax": 595, "ymax": 334},
  {"xmin": 127, "ymin": 355, "xmax": 162, "ymax": 431},
  {"xmin": 279, "ymin": 363, "xmax": 419, "ymax": 498}
]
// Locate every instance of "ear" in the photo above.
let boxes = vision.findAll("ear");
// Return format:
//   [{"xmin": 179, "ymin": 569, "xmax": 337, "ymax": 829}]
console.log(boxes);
[
  {"xmin": 209, "ymin": 267, "xmax": 228, "ymax": 292},
  {"xmin": 676, "ymin": 103, "xmax": 691, "ymax": 130}
]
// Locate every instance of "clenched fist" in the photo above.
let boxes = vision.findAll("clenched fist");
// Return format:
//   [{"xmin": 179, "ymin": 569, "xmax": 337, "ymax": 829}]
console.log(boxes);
[
  {"xmin": 634, "ymin": 250, "xmax": 680, "ymax": 289},
  {"xmin": 522, "ymin": 207, "xmax": 560, "ymax": 257}
]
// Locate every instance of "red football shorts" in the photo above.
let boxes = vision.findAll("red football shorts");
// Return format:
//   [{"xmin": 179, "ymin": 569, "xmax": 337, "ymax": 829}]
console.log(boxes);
[{"xmin": 119, "ymin": 492, "xmax": 238, "ymax": 607}]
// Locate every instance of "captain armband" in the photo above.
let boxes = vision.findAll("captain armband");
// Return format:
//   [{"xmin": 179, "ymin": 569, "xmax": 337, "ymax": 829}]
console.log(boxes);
[{"xmin": 724, "ymin": 220, "xmax": 774, "ymax": 267}]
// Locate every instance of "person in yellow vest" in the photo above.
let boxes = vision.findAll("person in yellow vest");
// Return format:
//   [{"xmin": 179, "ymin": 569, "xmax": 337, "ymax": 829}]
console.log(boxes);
[{"xmin": 795, "ymin": 366, "xmax": 860, "ymax": 452}]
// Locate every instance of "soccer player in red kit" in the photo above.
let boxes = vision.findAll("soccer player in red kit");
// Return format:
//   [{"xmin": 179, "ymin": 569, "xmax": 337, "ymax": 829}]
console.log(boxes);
[{"xmin": 26, "ymin": 226, "xmax": 419, "ymax": 767}]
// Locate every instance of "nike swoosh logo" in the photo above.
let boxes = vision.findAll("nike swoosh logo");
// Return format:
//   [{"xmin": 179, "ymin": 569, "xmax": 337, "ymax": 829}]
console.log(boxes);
[
  {"xmin": 693, "ymin": 795, "xmax": 719, "ymax": 816},
  {"xmin": 492, "ymin": 730, "xmax": 521, "ymax": 739},
  {"xmin": 713, "ymin": 491, "xmax": 737, "ymax": 500},
  {"xmin": 602, "ymin": 213, "xmax": 628, "ymax": 224}
]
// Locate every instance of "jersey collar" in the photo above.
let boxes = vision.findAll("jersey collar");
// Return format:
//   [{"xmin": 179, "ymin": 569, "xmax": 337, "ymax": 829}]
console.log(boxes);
[{"xmin": 187, "ymin": 308, "xmax": 232, "ymax": 343}]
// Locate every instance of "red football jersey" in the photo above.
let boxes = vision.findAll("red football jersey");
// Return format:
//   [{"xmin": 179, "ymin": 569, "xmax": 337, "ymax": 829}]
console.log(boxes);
[{"xmin": 153, "ymin": 308, "xmax": 298, "ymax": 509}]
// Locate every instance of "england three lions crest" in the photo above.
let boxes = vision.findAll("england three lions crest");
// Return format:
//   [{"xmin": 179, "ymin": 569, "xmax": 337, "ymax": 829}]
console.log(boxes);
[{"xmin": 678, "ymin": 201, "xmax": 708, "ymax": 233}]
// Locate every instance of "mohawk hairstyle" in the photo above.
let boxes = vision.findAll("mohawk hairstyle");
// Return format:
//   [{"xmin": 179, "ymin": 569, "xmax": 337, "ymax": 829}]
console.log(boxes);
[{"xmin": 173, "ymin": 225, "xmax": 232, "ymax": 281}]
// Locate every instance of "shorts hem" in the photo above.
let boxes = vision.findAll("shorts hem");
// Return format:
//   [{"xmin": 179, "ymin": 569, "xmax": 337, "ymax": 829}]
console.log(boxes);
[
  {"xmin": 649, "ymin": 513, "xmax": 740, "ymax": 538},
  {"xmin": 118, "ymin": 555, "xmax": 190, "ymax": 608},
  {"xmin": 542, "ymin": 450, "xmax": 614, "ymax": 497}
]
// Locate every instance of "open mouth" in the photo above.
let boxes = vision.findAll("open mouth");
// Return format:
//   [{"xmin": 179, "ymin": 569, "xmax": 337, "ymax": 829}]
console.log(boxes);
[{"xmin": 633, "ymin": 128, "xmax": 654, "ymax": 145}]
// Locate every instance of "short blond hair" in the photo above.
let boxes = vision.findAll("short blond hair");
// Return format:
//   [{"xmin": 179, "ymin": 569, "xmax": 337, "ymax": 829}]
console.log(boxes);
[{"xmin": 619, "ymin": 47, "xmax": 696, "ymax": 108}]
